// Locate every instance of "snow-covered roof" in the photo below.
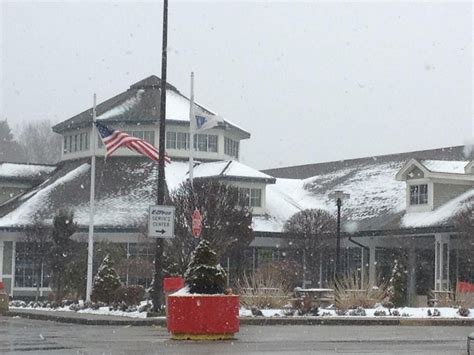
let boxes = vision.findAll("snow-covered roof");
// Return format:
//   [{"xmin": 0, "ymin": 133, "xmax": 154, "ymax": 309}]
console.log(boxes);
[
  {"xmin": 421, "ymin": 160, "xmax": 468, "ymax": 174},
  {"xmin": 0, "ymin": 147, "xmax": 471, "ymax": 234},
  {"xmin": 0, "ymin": 163, "xmax": 55, "ymax": 181},
  {"xmin": 53, "ymin": 75, "xmax": 250, "ymax": 139},
  {"xmin": 191, "ymin": 161, "xmax": 275, "ymax": 183},
  {"xmin": 401, "ymin": 189, "xmax": 474, "ymax": 228}
]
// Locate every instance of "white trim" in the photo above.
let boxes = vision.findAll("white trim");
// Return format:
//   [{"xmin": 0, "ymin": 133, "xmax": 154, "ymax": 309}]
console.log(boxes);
[
  {"xmin": 0, "ymin": 241, "xmax": 3, "ymax": 281},
  {"xmin": 11, "ymin": 241, "xmax": 15, "ymax": 297}
]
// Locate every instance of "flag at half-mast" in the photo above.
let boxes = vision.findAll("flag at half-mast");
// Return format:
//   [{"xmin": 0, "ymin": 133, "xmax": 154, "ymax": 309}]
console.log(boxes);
[
  {"xmin": 193, "ymin": 110, "xmax": 224, "ymax": 131},
  {"xmin": 95, "ymin": 122, "xmax": 170, "ymax": 163}
]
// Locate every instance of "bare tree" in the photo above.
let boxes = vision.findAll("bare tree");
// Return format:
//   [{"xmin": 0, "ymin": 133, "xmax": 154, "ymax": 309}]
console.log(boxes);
[
  {"xmin": 283, "ymin": 209, "xmax": 337, "ymax": 287},
  {"xmin": 164, "ymin": 180, "xmax": 253, "ymax": 276},
  {"xmin": 0, "ymin": 120, "xmax": 25, "ymax": 162},
  {"xmin": 17, "ymin": 119, "xmax": 61, "ymax": 164}
]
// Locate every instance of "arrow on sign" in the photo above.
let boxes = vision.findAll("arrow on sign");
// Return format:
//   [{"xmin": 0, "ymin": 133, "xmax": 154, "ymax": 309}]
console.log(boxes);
[{"xmin": 155, "ymin": 229, "xmax": 166, "ymax": 234}]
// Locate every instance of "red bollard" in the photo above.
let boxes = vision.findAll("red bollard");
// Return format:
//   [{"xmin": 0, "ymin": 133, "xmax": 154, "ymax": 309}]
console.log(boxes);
[{"xmin": 0, "ymin": 281, "xmax": 9, "ymax": 314}]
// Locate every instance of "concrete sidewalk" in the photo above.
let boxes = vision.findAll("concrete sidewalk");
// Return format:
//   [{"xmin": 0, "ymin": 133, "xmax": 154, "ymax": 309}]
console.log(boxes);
[{"xmin": 6, "ymin": 308, "xmax": 474, "ymax": 326}]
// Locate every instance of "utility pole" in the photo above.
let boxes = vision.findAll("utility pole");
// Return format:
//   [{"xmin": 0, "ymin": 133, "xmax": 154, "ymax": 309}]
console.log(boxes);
[
  {"xmin": 329, "ymin": 190, "xmax": 350, "ymax": 279},
  {"xmin": 151, "ymin": 0, "xmax": 168, "ymax": 313}
]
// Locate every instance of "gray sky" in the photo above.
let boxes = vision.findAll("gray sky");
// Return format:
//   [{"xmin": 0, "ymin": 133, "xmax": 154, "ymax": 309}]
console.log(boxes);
[{"xmin": 1, "ymin": 1, "xmax": 472, "ymax": 169}]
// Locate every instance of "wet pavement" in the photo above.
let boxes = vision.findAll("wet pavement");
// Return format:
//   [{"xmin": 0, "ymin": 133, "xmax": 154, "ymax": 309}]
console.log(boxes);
[{"xmin": 0, "ymin": 315, "xmax": 470, "ymax": 354}]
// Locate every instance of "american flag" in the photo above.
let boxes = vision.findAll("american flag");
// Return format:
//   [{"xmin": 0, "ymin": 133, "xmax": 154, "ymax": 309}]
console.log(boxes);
[{"xmin": 95, "ymin": 122, "xmax": 170, "ymax": 163}]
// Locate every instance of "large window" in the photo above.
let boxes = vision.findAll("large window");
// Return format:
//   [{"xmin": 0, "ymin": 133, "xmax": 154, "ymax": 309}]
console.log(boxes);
[
  {"xmin": 14, "ymin": 242, "xmax": 50, "ymax": 288},
  {"xmin": 64, "ymin": 132, "xmax": 89, "ymax": 154},
  {"xmin": 225, "ymin": 137, "xmax": 239, "ymax": 158},
  {"xmin": 410, "ymin": 184, "xmax": 428, "ymax": 205},
  {"xmin": 166, "ymin": 131, "xmax": 218, "ymax": 153},
  {"xmin": 239, "ymin": 187, "xmax": 262, "ymax": 207}
]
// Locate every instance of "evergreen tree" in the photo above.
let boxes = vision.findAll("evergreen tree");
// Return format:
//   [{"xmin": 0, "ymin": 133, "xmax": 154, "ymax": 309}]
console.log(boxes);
[
  {"xmin": 91, "ymin": 254, "xmax": 122, "ymax": 304},
  {"xmin": 388, "ymin": 259, "xmax": 407, "ymax": 307},
  {"xmin": 49, "ymin": 209, "xmax": 78, "ymax": 301},
  {"xmin": 185, "ymin": 239, "xmax": 226, "ymax": 294},
  {"xmin": 0, "ymin": 119, "xmax": 25, "ymax": 162}
]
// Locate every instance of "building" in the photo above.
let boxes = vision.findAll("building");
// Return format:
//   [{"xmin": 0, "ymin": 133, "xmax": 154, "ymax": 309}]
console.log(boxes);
[{"xmin": 0, "ymin": 75, "xmax": 472, "ymax": 304}]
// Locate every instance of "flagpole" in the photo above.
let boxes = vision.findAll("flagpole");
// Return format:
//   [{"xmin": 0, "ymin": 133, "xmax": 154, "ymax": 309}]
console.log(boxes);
[
  {"xmin": 86, "ymin": 93, "xmax": 97, "ymax": 302},
  {"xmin": 189, "ymin": 72, "xmax": 194, "ymax": 186}
]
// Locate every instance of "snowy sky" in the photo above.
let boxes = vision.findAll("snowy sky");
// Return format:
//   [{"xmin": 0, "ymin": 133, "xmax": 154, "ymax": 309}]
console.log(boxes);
[{"xmin": 1, "ymin": 1, "xmax": 472, "ymax": 169}]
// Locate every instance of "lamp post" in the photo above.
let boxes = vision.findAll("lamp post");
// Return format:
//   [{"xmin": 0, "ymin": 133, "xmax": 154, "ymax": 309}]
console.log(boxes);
[{"xmin": 329, "ymin": 190, "xmax": 350, "ymax": 278}]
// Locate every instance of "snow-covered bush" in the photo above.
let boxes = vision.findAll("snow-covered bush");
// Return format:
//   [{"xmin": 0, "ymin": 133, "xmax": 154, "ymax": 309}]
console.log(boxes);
[
  {"xmin": 91, "ymin": 254, "xmax": 121, "ymax": 304},
  {"xmin": 185, "ymin": 239, "xmax": 226, "ymax": 294},
  {"xmin": 348, "ymin": 307, "xmax": 366, "ymax": 316}
]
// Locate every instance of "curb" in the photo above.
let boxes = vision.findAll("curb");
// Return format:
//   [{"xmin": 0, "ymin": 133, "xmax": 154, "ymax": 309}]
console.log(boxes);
[
  {"xmin": 6, "ymin": 310, "xmax": 167, "ymax": 326},
  {"xmin": 6, "ymin": 311, "xmax": 474, "ymax": 326}
]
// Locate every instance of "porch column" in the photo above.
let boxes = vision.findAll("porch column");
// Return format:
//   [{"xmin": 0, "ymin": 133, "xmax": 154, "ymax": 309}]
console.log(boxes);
[
  {"xmin": 407, "ymin": 246, "xmax": 417, "ymax": 306},
  {"xmin": 0, "ymin": 241, "xmax": 3, "ymax": 281},
  {"xmin": 369, "ymin": 244, "xmax": 376, "ymax": 286},
  {"xmin": 434, "ymin": 234, "xmax": 450, "ymax": 291}
]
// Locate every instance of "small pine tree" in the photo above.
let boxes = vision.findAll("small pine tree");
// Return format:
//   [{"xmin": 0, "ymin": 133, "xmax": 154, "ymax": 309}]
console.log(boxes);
[
  {"xmin": 91, "ymin": 254, "xmax": 121, "ymax": 304},
  {"xmin": 388, "ymin": 259, "xmax": 407, "ymax": 307},
  {"xmin": 185, "ymin": 239, "xmax": 226, "ymax": 294}
]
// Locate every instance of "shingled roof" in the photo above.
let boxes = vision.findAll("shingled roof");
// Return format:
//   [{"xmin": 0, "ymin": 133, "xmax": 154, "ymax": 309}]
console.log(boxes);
[
  {"xmin": 52, "ymin": 75, "xmax": 250, "ymax": 138},
  {"xmin": 263, "ymin": 145, "xmax": 471, "ymax": 179}
]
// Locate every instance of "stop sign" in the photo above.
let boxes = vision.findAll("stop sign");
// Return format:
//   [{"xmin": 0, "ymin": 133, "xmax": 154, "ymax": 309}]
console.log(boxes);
[{"xmin": 192, "ymin": 209, "xmax": 202, "ymax": 238}]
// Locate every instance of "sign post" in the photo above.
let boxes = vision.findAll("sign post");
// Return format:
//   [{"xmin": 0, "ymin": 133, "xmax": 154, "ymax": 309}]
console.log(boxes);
[
  {"xmin": 149, "ymin": 205, "xmax": 175, "ymax": 239},
  {"xmin": 192, "ymin": 208, "xmax": 202, "ymax": 238}
]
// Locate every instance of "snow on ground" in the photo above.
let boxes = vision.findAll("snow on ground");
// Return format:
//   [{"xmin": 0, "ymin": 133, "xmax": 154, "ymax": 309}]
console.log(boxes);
[
  {"xmin": 239, "ymin": 306, "xmax": 474, "ymax": 319},
  {"xmin": 9, "ymin": 305, "xmax": 149, "ymax": 319},
  {"xmin": 401, "ymin": 189, "xmax": 474, "ymax": 228},
  {"xmin": 0, "ymin": 163, "xmax": 55, "ymax": 179},
  {"xmin": 421, "ymin": 160, "xmax": 468, "ymax": 174},
  {"xmin": 0, "ymin": 164, "xmax": 90, "ymax": 227}
]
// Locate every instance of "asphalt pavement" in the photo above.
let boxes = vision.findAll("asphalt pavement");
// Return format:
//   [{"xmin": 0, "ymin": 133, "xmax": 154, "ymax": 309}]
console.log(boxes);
[{"xmin": 0, "ymin": 315, "xmax": 471, "ymax": 354}]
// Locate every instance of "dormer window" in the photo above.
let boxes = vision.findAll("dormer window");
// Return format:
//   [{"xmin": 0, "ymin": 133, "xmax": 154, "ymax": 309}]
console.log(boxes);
[{"xmin": 410, "ymin": 184, "xmax": 428, "ymax": 205}]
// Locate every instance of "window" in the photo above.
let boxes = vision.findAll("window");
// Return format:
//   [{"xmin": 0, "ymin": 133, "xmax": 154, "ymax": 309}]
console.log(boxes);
[
  {"xmin": 14, "ymin": 242, "xmax": 50, "ymax": 288},
  {"xmin": 177, "ymin": 132, "xmax": 189, "ymax": 150},
  {"xmin": 208, "ymin": 135, "xmax": 218, "ymax": 152},
  {"xmin": 195, "ymin": 134, "xmax": 208, "ymax": 151},
  {"xmin": 239, "ymin": 187, "xmax": 262, "ymax": 207},
  {"xmin": 250, "ymin": 188, "xmax": 262, "ymax": 207},
  {"xmin": 225, "ymin": 137, "xmax": 239, "ymax": 158},
  {"xmin": 167, "ymin": 131, "xmax": 217, "ymax": 152},
  {"xmin": 166, "ymin": 132, "xmax": 177, "ymax": 149},
  {"xmin": 410, "ymin": 184, "xmax": 428, "ymax": 205},
  {"xmin": 64, "ymin": 132, "xmax": 90, "ymax": 154}
]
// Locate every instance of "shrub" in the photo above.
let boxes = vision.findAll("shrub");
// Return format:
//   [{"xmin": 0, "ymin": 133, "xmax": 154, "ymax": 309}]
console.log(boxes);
[
  {"xmin": 335, "ymin": 273, "xmax": 388, "ymax": 310},
  {"xmin": 236, "ymin": 264, "xmax": 291, "ymax": 309},
  {"xmin": 91, "ymin": 254, "xmax": 121, "ymax": 304},
  {"xmin": 114, "ymin": 285, "xmax": 145, "ymax": 306},
  {"xmin": 458, "ymin": 307, "xmax": 470, "ymax": 317},
  {"xmin": 185, "ymin": 240, "xmax": 226, "ymax": 294}
]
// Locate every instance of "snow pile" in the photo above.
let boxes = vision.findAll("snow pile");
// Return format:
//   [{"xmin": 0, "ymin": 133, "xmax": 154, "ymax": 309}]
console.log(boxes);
[
  {"xmin": 421, "ymin": 160, "xmax": 468, "ymax": 174},
  {"xmin": 0, "ymin": 163, "xmax": 55, "ymax": 179}
]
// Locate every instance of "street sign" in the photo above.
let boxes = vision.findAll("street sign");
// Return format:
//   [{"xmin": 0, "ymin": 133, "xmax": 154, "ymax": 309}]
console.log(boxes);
[
  {"xmin": 148, "ymin": 205, "xmax": 175, "ymax": 238},
  {"xmin": 192, "ymin": 208, "xmax": 202, "ymax": 238}
]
